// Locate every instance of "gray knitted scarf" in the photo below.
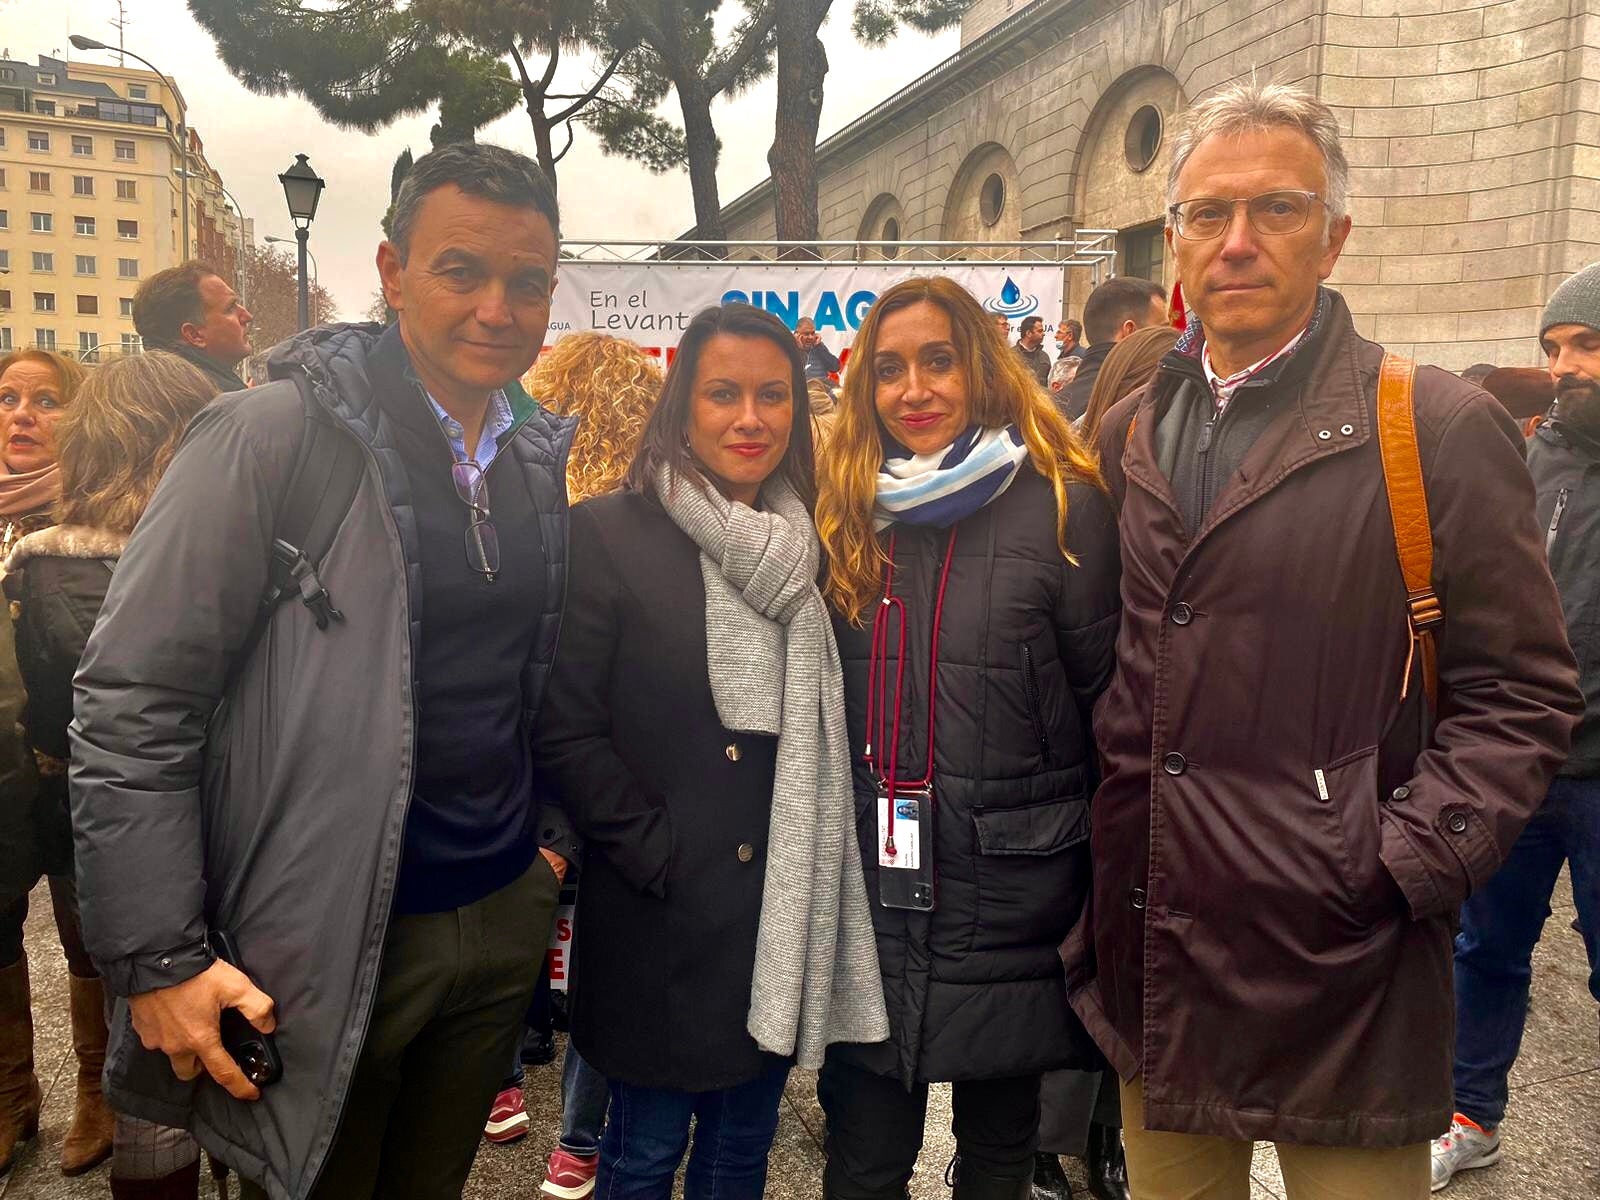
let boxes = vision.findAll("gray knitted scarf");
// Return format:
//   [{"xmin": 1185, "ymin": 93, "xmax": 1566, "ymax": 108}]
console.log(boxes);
[{"xmin": 654, "ymin": 464, "xmax": 888, "ymax": 1067}]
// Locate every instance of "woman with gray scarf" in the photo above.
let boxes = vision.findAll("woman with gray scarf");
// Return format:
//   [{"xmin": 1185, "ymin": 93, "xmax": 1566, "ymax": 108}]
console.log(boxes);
[{"xmin": 535, "ymin": 303, "xmax": 887, "ymax": 1200}]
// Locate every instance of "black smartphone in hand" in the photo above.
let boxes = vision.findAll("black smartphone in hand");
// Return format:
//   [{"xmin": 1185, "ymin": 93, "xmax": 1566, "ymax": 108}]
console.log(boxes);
[{"xmin": 209, "ymin": 930, "xmax": 283, "ymax": 1088}]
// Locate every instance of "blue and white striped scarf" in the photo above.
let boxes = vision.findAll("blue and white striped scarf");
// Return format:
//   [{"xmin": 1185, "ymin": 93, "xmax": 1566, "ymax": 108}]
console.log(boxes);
[{"xmin": 873, "ymin": 425, "xmax": 1030, "ymax": 531}]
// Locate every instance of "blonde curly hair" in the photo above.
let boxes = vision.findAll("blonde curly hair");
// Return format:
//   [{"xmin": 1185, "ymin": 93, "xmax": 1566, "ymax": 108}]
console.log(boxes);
[{"xmin": 528, "ymin": 334, "xmax": 663, "ymax": 502}]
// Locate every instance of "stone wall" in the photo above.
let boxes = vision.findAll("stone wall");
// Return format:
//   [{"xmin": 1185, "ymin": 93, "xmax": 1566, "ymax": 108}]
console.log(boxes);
[{"xmin": 720, "ymin": 0, "xmax": 1600, "ymax": 368}]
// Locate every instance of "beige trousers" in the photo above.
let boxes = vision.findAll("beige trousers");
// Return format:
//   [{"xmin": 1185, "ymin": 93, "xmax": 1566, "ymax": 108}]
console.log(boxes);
[{"xmin": 1119, "ymin": 1077, "xmax": 1430, "ymax": 1200}]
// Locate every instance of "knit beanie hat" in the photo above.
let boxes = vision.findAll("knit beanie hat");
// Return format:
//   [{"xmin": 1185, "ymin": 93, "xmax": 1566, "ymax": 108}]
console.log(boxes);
[{"xmin": 1541, "ymin": 262, "xmax": 1600, "ymax": 337}]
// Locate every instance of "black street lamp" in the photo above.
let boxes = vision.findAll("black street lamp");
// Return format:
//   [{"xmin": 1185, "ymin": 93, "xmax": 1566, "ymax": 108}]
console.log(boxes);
[{"xmin": 277, "ymin": 154, "xmax": 326, "ymax": 331}]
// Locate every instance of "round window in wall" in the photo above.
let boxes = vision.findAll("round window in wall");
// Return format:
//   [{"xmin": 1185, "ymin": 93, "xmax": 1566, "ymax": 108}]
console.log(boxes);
[
  {"xmin": 882, "ymin": 217, "xmax": 900, "ymax": 259},
  {"xmin": 1125, "ymin": 105, "xmax": 1163, "ymax": 173},
  {"xmin": 979, "ymin": 173, "xmax": 1006, "ymax": 226}
]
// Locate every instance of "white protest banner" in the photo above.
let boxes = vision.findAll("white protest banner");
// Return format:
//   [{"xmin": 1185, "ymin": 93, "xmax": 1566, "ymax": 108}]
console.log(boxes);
[
  {"xmin": 543, "ymin": 261, "xmax": 1066, "ymax": 367},
  {"xmin": 546, "ymin": 885, "xmax": 576, "ymax": 992}
]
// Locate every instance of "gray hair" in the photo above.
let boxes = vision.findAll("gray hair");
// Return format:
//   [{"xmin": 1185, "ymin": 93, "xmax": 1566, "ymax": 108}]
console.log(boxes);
[
  {"xmin": 1166, "ymin": 81, "xmax": 1349, "ymax": 226},
  {"xmin": 390, "ymin": 142, "xmax": 561, "ymax": 261}
]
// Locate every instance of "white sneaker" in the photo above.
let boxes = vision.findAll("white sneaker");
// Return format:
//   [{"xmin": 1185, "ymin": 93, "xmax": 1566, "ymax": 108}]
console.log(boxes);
[{"xmin": 1431, "ymin": 1113, "xmax": 1501, "ymax": 1191}]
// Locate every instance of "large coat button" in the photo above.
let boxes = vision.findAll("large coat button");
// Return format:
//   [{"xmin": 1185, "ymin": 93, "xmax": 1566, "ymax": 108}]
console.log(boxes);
[
  {"xmin": 1171, "ymin": 602, "xmax": 1194, "ymax": 626},
  {"xmin": 725, "ymin": 743, "xmax": 742, "ymax": 762},
  {"xmin": 1447, "ymin": 811, "xmax": 1468, "ymax": 834},
  {"xmin": 1163, "ymin": 752, "xmax": 1187, "ymax": 776},
  {"xmin": 737, "ymin": 843, "xmax": 754, "ymax": 863},
  {"xmin": 1130, "ymin": 886, "xmax": 1148, "ymax": 911}
]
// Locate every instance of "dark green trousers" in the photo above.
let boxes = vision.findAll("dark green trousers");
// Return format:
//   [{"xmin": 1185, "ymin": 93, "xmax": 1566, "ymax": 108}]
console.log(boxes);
[{"xmin": 243, "ymin": 857, "xmax": 559, "ymax": 1200}]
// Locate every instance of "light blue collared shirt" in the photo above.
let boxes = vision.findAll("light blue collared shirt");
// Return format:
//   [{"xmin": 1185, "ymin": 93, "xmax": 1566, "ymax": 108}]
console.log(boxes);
[{"xmin": 427, "ymin": 388, "xmax": 515, "ymax": 471}]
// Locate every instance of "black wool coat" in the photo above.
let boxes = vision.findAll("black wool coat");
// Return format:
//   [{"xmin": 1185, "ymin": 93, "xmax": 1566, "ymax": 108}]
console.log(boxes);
[
  {"xmin": 535, "ymin": 490, "xmax": 787, "ymax": 1092},
  {"xmin": 830, "ymin": 467, "xmax": 1121, "ymax": 1085}
]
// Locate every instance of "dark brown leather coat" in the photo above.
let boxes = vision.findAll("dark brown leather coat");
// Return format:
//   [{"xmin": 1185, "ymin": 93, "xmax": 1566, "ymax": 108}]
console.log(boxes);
[{"xmin": 1066, "ymin": 294, "xmax": 1582, "ymax": 1148}]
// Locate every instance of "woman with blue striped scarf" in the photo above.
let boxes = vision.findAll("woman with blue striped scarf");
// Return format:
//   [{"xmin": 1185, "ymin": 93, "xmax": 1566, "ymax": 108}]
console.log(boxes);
[{"xmin": 814, "ymin": 276, "xmax": 1122, "ymax": 1200}]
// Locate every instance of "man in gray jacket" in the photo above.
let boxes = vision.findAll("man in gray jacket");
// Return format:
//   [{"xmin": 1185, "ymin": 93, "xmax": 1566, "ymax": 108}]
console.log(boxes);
[{"xmin": 70, "ymin": 142, "xmax": 580, "ymax": 1199}]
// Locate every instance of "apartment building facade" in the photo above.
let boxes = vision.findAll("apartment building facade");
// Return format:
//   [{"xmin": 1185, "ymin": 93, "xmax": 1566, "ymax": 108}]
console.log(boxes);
[{"xmin": 0, "ymin": 53, "xmax": 239, "ymax": 361}]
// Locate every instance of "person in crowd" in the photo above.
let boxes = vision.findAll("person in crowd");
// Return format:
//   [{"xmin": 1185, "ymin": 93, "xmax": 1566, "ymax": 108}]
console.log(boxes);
[
  {"xmin": 0, "ymin": 349, "xmax": 93, "ymax": 1179},
  {"xmin": 131, "ymin": 262, "xmax": 254, "ymax": 393},
  {"xmin": 536, "ymin": 303, "xmax": 886, "ymax": 1200},
  {"xmin": 993, "ymin": 313, "xmax": 1012, "ymax": 342},
  {"xmin": 69, "ymin": 142, "xmax": 579, "ymax": 1200},
  {"xmin": 1077, "ymin": 325, "xmax": 1181, "ymax": 443},
  {"xmin": 1048, "ymin": 320, "xmax": 1086, "ymax": 395},
  {"xmin": 1015, "ymin": 315, "xmax": 1052, "ymax": 388},
  {"xmin": 482, "ymin": 332, "xmax": 663, "ymax": 1200},
  {"xmin": 1061, "ymin": 278, "xmax": 1168, "ymax": 420},
  {"xmin": 1076, "ymin": 80, "xmax": 1580, "ymax": 1200},
  {"xmin": 814, "ymin": 275, "xmax": 1120, "ymax": 1200},
  {"xmin": 5, "ymin": 352, "xmax": 220, "ymax": 1198},
  {"xmin": 1431, "ymin": 264, "xmax": 1600, "ymax": 1191},
  {"xmin": 1056, "ymin": 319, "xmax": 1085, "ymax": 361},
  {"xmin": 1459, "ymin": 362, "xmax": 1497, "ymax": 387},
  {"xmin": 798, "ymin": 317, "xmax": 843, "ymax": 388}
]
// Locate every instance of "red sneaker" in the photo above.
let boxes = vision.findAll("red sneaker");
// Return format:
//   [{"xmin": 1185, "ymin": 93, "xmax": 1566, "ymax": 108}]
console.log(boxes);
[
  {"xmin": 541, "ymin": 1148, "xmax": 599, "ymax": 1199},
  {"xmin": 483, "ymin": 1086, "xmax": 530, "ymax": 1145}
]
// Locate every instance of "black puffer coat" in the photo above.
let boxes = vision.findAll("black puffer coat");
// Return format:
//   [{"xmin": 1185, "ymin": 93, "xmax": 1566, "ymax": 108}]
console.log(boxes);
[{"xmin": 830, "ymin": 467, "xmax": 1120, "ymax": 1085}]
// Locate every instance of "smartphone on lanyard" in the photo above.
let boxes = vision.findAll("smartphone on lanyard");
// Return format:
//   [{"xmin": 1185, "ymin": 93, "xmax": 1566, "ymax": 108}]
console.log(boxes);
[{"xmin": 876, "ymin": 781, "xmax": 936, "ymax": 911}]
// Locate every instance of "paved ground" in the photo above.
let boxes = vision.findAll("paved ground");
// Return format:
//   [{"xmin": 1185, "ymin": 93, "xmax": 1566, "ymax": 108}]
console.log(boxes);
[{"xmin": 3, "ymin": 873, "xmax": 1593, "ymax": 1199}]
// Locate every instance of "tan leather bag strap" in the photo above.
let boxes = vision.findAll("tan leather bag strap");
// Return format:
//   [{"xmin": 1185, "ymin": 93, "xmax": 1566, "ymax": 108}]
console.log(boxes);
[{"xmin": 1375, "ymin": 353, "xmax": 1442, "ymax": 710}]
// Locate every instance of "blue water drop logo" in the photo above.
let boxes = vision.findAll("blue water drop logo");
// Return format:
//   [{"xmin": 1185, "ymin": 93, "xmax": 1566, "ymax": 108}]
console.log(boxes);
[{"xmin": 1001, "ymin": 276, "xmax": 1022, "ymax": 305}]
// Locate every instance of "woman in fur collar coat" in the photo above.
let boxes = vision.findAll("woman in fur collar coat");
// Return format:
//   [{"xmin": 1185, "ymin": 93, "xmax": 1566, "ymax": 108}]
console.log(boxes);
[{"xmin": 4, "ymin": 351, "xmax": 221, "ymax": 1199}]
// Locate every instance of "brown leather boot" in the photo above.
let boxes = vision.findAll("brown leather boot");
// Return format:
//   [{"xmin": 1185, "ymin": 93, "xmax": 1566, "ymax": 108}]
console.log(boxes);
[
  {"xmin": 61, "ymin": 973, "xmax": 114, "ymax": 1175},
  {"xmin": 109, "ymin": 1157, "xmax": 202, "ymax": 1198},
  {"xmin": 0, "ymin": 956, "xmax": 40, "ymax": 1174}
]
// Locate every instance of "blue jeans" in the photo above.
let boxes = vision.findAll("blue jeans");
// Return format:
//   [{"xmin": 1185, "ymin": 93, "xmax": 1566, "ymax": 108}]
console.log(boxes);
[
  {"xmin": 506, "ymin": 1038, "xmax": 610, "ymax": 1153},
  {"xmin": 596, "ymin": 1060, "xmax": 791, "ymax": 1200},
  {"xmin": 1452, "ymin": 774, "xmax": 1600, "ymax": 1127}
]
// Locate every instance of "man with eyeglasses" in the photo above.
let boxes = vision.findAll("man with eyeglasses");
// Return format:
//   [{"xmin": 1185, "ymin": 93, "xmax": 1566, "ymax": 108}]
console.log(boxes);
[
  {"xmin": 1073, "ymin": 81, "xmax": 1580, "ymax": 1199},
  {"xmin": 69, "ymin": 142, "xmax": 580, "ymax": 1199}
]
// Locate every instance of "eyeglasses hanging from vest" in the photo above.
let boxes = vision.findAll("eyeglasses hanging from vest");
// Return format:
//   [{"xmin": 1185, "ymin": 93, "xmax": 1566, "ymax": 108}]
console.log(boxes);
[{"xmin": 450, "ymin": 459, "xmax": 500, "ymax": 582}]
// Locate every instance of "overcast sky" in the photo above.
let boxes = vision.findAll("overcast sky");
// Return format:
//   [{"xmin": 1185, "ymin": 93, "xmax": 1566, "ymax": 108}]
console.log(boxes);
[{"xmin": 2, "ymin": 0, "xmax": 960, "ymax": 318}]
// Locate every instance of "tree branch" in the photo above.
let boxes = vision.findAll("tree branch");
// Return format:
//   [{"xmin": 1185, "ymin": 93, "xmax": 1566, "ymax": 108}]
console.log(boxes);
[
  {"xmin": 553, "ymin": 119, "xmax": 577, "ymax": 164},
  {"xmin": 508, "ymin": 42, "xmax": 538, "ymax": 93},
  {"xmin": 706, "ymin": 0, "xmax": 780, "ymax": 95},
  {"xmin": 538, "ymin": 36, "xmax": 562, "ymax": 92},
  {"xmin": 550, "ymin": 45, "xmax": 627, "ymax": 122}
]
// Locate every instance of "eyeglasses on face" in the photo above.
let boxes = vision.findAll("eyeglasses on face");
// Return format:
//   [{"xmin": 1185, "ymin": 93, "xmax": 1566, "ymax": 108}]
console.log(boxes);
[
  {"xmin": 450, "ymin": 460, "xmax": 500, "ymax": 582},
  {"xmin": 1167, "ymin": 190, "xmax": 1325, "ymax": 241}
]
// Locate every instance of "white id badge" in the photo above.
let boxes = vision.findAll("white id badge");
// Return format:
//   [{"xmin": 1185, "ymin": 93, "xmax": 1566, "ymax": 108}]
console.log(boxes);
[{"xmin": 877, "ymin": 795, "xmax": 922, "ymax": 870}]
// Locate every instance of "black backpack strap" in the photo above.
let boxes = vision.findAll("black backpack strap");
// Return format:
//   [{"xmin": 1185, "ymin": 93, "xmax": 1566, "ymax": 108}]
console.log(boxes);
[{"xmin": 261, "ymin": 399, "xmax": 365, "ymax": 631}]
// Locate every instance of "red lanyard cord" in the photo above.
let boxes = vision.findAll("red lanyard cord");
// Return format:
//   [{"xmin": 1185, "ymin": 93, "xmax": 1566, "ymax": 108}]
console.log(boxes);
[{"xmin": 864, "ymin": 527, "xmax": 958, "ymax": 856}]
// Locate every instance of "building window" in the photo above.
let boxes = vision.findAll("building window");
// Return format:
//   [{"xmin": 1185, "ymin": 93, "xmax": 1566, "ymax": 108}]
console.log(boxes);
[
  {"xmin": 116, "ymin": 179, "xmax": 137, "ymax": 201},
  {"xmin": 33, "ymin": 101, "xmax": 55, "ymax": 117},
  {"xmin": 78, "ymin": 332, "xmax": 101, "ymax": 362},
  {"xmin": 119, "ymin": 297, "xmax": 134, "ymax": 318},
  {"xmin": 31, "ymin": 252, "xmax": 53, "ymax": 273},
  {"xmin": 1118, "ymin": 221, "xmax": 1166, "ymax": 284},
  {"xmin": 75, "ymin": 255, "xmax": 96, "ymax": 275},
  {"xmin": 0, "ymin": 211, "xmax": 8, "ymax": 231},
  {"xmin": 37, "ymin": 72, "xmax": 56, "ymax": 86},
  {"xmin": 75, "ymin": 215, "xmax": 96, "ymax": 236},
  {"xmin": 35, "ymin": 329, "xmax": 56, "ymax": 351},
  {"xmin": 78, "ymin": 296, "xmax": 99, "ymax": 316},
  {"xmin": 0, "ymin": 168, "xmax": 6, "ymax": 190},
  {"xmin": 128, "ymin": 84, "xmax": 148, "ymax": 99},
  {"xmin": 73, "ymin": 176, "xmax": 94, "ymax": 197},
  {"xmin": 0, "ymin": 251, "xmax": 7, "ymax": 271},
  {"xmin": 31, "ymin": 212, "xmax": 52, "ymax": 233},
  {"xmin": 27, "ymin": 131, "xmax": 48, "ymax": 152},
  {"xmin": 0, "ymin": 68, "xmax": 12, "ymax": 82},
  {"xmin": 33, "ymin": 293, "xmax": 55, "ymax": 314},
  {"xmin": 117, "ymin": 258, "xmax": 139, "ymax": 279},
  {"xmin": 117, "ymin": 220, "xmax": 139, "ymax": 240},
  {"xmin": 1125, "ymin": 106, "xmax": 1163, "ymax": 174},
  {"xmin": 114, "ymin": 140, "xmax": 135, "ymax": 161},
  {"xmin": 0, "ymin": 330, "xmax": 11, "ymax": 351},
  {"xmin": 71, "ymin": 135, "xmax": 93, "ymax": 157},
  {"xmin": 980, "ymin": 173, "xmax": 1006, "ymax": 226},
  {"xmin": 28, "ymin": 172, "xmax": 49, "ymax": 193},
  {"xmin": 0, "ymin": 128, "xmax": 5, "ymax": 146},
  {"xmin": 120, "ymin": 332, "xmax": 139, "ymax": 354},
  {"xmin": 0, "ymin": 292, "xmax": 9, "ymax": 312}
]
